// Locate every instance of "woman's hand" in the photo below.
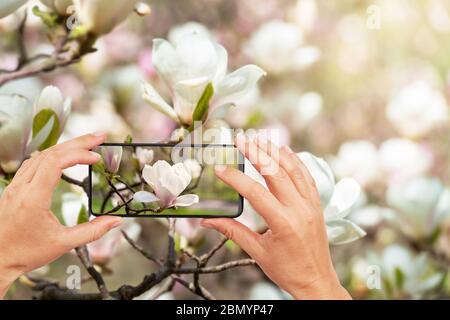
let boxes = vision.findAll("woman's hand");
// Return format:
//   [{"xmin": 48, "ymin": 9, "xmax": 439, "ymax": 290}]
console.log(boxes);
[
  {"xmin": 0, "ymin": 133, "xmax": 123, "ymax": 298},
  {"xmin": 201, "ymin": 134, "xmax": 351, "ymax": 300}
]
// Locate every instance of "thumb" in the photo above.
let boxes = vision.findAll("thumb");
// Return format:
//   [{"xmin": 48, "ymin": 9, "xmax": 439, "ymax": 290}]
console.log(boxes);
[
  {"xmin": 201, "ymin": 218, "xmax": 263, "ymax": 259},
  {"xmin": 63, "ymin": 216, "xmax": 123, "ymax": 249}
]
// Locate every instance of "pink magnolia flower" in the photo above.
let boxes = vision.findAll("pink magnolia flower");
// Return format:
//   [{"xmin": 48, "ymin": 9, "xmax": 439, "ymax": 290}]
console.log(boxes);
[{"xmin": 133, "ymin": 160, "xmax": 199, "ymax": 209}]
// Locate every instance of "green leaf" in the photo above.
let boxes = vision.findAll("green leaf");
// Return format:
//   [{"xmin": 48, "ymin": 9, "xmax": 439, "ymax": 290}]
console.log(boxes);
[
  {"xmin": 190, "ymin": 83, "xmax": 214, "ymax": 127},
  {"xmin": 394, "ymin": 267, "xmax": 405, "ymax": 290},
  {"xmin": 32, "ymin": 109, "xmax": 60, "ymax": 151},
  {"xmin": 124, "ymin": 135, "xmax": 133, "ymax": 143},
  {"xmin": 32, "ymin": 6, "xmax": 59, "ymax": 28},
  {"xmin": 77, "ymin": 206, "xmax": 89, "ymax": 224}
]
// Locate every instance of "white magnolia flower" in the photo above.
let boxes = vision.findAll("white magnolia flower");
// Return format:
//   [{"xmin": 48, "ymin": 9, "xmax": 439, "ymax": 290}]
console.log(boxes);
[
  {"xmin": 144, "ymin": 31, "xmax": 265, "ymax": 125},
  {"xmin": 61, "ymin": 192, "xmax": 141, "ymax": 265},
  {"xmin": 0, "ymin": 87, "xmax": 68, "ymax": 172},
  {"xmin": 0, "ymin": 0, "xmax": 28, "ymax": 18},
  {"xmin": 40, "ymin": 0, "xmax": 73, "ymax": 15},
  {"xmin": 168, "ymin": 21, "xmax": 212, "ymax": 44},
  {"xmin": 368, "ymin": 245, "xmax": 443, "ymax": 298},
  {"xmin": 386, "ymin": 176, "xmax": 450, "ymax": 239},
  {"xmin": 330, "ymin": 140, "xmax": 380, "ymax": 186},
  {"xmin": 379, "ymin": 139, "xmax": 433, "ymax": 184},
  {"xmin": 387, "ymin": 81, "xmax": 449, "ymax": 138},
  {"xmin": 0, "ymin": 95, "xmax": 32, "ymax": 172},
  {"xmin": 299, "ymin": 152, "xmax": 366, "ymax": 245},
  {"xmin": 100, "ymin": 146, "xmax": 123, "ymax": 174},
  {"xmin": 34, "ymin": 85, "xmax": 71, "ymax": 133},
  {"xmin": 74, "ymin": 0, "xmax": 140, "ymax": 36},
  {"xmin": 133, "ymin": 160, "xmax": 199, "ymax": 209},
  {"xmin": 134, "ymin": 147, "xmax": 154, "ymax": 169},
  {"xmin": 245, "ymin": 20, "xmax": 320, "ymax": 74}
]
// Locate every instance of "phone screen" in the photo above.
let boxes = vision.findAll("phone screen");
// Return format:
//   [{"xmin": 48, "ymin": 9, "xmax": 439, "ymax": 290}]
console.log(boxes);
[{"xmin": 89, "ymin": 144, "xmax": 244, "ymax": 217}]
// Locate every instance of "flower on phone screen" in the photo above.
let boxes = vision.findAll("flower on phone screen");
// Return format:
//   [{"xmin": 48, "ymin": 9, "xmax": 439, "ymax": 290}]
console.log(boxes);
[{"xmin": 133, "ymin": 160, "xmax": 199, "ymax": 209}]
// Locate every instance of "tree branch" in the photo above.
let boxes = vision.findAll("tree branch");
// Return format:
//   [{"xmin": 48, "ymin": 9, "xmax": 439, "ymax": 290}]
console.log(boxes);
[
  {"xmin": 121, "ymin": 230, "xmax": 163, "ymax": 266},
  {"xmin": 75, "ymin": 246, "xmax": 111, "ymax": 300},
  {"xmin": 61, "ymin": 174, "xmax": 89, "ymax": 193},
  {"xmin": 174, "ymin": 259, "xmax": 256, "ymax": 274}
]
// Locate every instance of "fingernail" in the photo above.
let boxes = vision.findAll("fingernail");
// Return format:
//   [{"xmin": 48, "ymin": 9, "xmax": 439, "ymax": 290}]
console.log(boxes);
[
  {"xmin": 235, "ymin": 133, "xmax": 246, "ymax": 148},
  {"xmin": 90, "ymin": 151, "xmax": 101, "ymax": 159},
  {"xmin": 110, "ymin": 218, "xmax": 123, "ymax": 228},
  {"xmin": 215, "ymin": 164, "xmax": 227, "ymax": 173},
  {"xmin": 92, "ymin": 131, "xmax": 106, "ymax": 137},
  {"xmin": 200, "ymin": 219, "xmax": 212, "ymax": 227},
  {"xmin": 257, "ymin": 134, "xmax": 268, "ymax": 145}
]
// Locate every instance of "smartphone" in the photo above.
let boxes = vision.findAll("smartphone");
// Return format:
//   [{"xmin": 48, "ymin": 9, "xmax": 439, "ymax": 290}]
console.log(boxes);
[{"xmin": 89, "ymin": 143, "xmax": 244, "ymax": 218}]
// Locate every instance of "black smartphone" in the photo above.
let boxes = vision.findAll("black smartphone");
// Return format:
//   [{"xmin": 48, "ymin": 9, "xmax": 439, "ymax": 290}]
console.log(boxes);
[{"xmin": 89, "ymin": 143, "xmax": 244, "ymax": 218}]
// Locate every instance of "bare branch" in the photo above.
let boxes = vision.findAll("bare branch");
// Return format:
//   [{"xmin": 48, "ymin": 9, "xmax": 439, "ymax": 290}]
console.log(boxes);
[
  {"xmin": 172, "ymin": 275, "xmax": 216, "ymax": 300},
  {"xmin": 121, "ymin": 230, "xmax": 163, "ymax": 266},
  {"xmin": 174, "ymin": 259, "xmax": 256, "ymax": 274},
  {"xmin": 75, "ymin": 246, "xmax": 111, "ymax": 300}
]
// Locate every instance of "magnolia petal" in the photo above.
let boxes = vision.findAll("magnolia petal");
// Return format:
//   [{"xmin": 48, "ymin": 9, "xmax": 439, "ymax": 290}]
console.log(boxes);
[
  {"xmin": 152, "ymin": 38, "xmax": 180, "ymax": 84},
  {"xmin": 172, "ymin": 162, "xmax": 192, "ymax": 186},
  {"xmin": 173, "ymin": 77, "xmax": 210, "ymax": 124},
  {"xmin": 215, "ymin": 64, "xmax": 266, "ymax": 106},
  {"xmin": 35, "ymin": 86, "xmax": 64, "ymax": 115},
  {"xmin": 213, "ymin": 44, "xmax": 228, "ymax": 83},
  {"xmin": 326, "ymin": 219, "xmax": 366, "ymax": 245},
  {"xmin": 0, "ymin": 95, "xmax": 32, "ymax": 167},
  {"xmin": 61, "ymin": 97, "xmax": 72, "ymax": 130},
  {"xmin": 158, "ymin": 169, "xmax": 187, "ymax": 198},
  {"xmin": 298, "ymin": 152, "xmax": 335, "ymax": 207},
  {"xmin": 25, "ymin": 114, "xmax": 55, "ymax": 155},
  {"xmin": 142, "ymin": 82, "xmax": 178, "ymax": 122},
  {"xmin": 133, "ymin": 191, "xmax": 160, "ymax": 203},
  {"xmin": 172, "ymin": 194, "xmax": 199, "ymax": 207},
  {"xmin": 325, "ymin": 178, "xmax": 361, "ymax": 220}
]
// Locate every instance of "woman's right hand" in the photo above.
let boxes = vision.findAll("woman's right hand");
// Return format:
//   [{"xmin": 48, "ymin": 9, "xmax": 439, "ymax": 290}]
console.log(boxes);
[{"xmin": 201, "ymin": 134, "xmax": 351, "ymax": 300}]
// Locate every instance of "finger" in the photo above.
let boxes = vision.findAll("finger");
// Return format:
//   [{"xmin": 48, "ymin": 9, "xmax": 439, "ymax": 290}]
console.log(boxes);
[
  {"xmin": 256, "ymin": 137, "xmax": 310, "ymax": 199},
  {"xmin": 50, "ymin": 132, "xmax": 106, "ymax": 153},
  {"xmin": 62, "ymin": 216, "xmax": 123, "ymax": 249},
  {"xmin": 215, "ymin": 165, "xmax": 286, "ymax": 231},
  {"xmin": 235, "ymin": 134, "xmax": 298, "ymax": 205},
  {"xmin": 30, "ymin": 149, "xmax": 101, "ymax": 205},
  {"xmin": 281, "ymin": 146, "xmax": 320, "ymax": 199},
  {"xmin": 7, "ymin": 153, "xmax": 40, "ymax": 188},
  {"xmin": 201, "ymin": 218, "xmax": 264, "ymax": 259}
]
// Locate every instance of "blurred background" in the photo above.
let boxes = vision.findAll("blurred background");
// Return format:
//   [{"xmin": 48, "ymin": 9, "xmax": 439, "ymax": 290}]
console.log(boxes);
[{"xmin": 1, "ymin": 0, "xmax": 450, "ymax": 299}]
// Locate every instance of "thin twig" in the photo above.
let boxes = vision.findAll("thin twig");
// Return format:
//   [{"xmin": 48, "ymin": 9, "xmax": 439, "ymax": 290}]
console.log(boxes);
[
  {"xmin": 121, "ymin": 230, "xmax": 163, "ymax": 266},
  {"xmin": 171, "ymin": 275, "xmax": 216, "ymax": 300},
  {"xmin": 75, "ymin": 246, "xmax": 111, "ymax": 300},
  {"xmin": 174, "ymin": 259, "xmax": 256, "ymax": 274},
  {"xmin": 200, "ymin": 236, "xmax": 228, "ymax": 263},
  {"xmin": 61, "ymin": 174, "xmax": 89, "ymax": 193}
]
